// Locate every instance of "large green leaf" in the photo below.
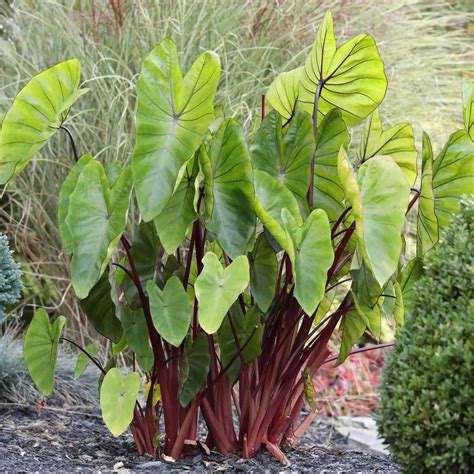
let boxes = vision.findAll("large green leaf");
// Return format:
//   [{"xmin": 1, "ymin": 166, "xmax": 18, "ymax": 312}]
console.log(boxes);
[
  {"xmin": 100, "ymin": 368, "xmax": 140, "ymax": 437},
  {"xmin": 23, "ymin": 309, "xmax": 66, "ymax": 396},
  {"xmin": 417, "ymin": 133, "xmax": 438, "ymax": 256},
  {"xmin": 282, "ymin": 208, "xmax": 334, "ymax": 315},
  {"xmin": 432, "ymin": 130, "xmax": 474, "ymax": 226},
  {"xmin": 195, "ymin": 252, "xmax": 250, "ymax": 334},
  {"xmin": 337, "ymin": 310, "xmax": 367, "ymax": 365},
  {"xmin": 153, "ymin": 158, "xmax": 197, "ymax": 254},
  {"xmin": 313, "ymin": 108, "xmax": 349, "ymax": 220},
  {"xmin": 357, "ymin": 110, "xmax": 417, "ymax": 186},
  {"xmin": 463, "ymin": 76, "xmax": 474, "ymax": 140},
  {"xmin": 80, "ymin": 271, "xmax": 123, "ymax": 343},
  {"xmin": 218, "ymin": 304, "xmax": 262, "ymax": 384},
  {"xmin": 0, "ymin": 59, "xmax": 87, "ymax": 184},
  {"xmin": 147, "ymin": 277, "xmax": 191, "ymax": 347},
  {"xmin": 120, "ymin": 307, "xmax": 153, "ymax": 372},
  {"xmin": 58, "ymin": 154, "xmax": 94, "ymax": 253},
  {"xmin": 266, "ymin": 67, "xmax": 303, "ymax": 122},
  {"xmin": 253, "ymin": 169, "xmax": 302, "ymax": 252},
  {"xmin": 248, "ymin": 233, "xmax": 278, "ymax": 312},
  {"xmin": 199, "ymin": 119, "xmax": 255, "ymax": 258},
  {"xmin": 398, "ymin": 257, "xmax": 423, "ymax": 317},
  {"xmin": 132, "ymin": 39, "xmax": 221, "ymax": 221},
  {"xmin": 179, "ymin": 332, "xmax": 210, "ymax": 407},
  {"xmin": 338, "ymin": 150, "xmax": 410, "ymax": 286},
  {"xmin": 64, "ymin": 160, "xmax": 133, "ymax": 299},
  {"xmin": 351, "ymin": 260, "xmax": 382, "ymax": 309},
  {"xmin": 251, "ymin": 110, "xmax": 314, "ymax": 206},
  {"xmin": 74, "ymin": 343, "xmax": 98, "ymax": 379},
  {"xmin": 299, "ymin": 11, "xmax": 387, "ymax": 127}
]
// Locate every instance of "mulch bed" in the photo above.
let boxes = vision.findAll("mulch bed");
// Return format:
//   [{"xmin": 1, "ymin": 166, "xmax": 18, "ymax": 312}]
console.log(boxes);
[{"xmin": 0, "ymin": 404, "xmax": 398, "ymax": 472}]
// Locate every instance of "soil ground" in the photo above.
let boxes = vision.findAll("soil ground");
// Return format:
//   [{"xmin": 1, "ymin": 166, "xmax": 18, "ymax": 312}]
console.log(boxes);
[{"xmin": 0, "ymin": 404, "xmax": 398, "ymax": 472}]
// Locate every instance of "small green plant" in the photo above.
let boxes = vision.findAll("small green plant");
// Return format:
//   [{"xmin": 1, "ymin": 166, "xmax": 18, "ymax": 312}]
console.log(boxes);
[
  {"xmin": 1, "ymin": 12, "xmax": 473, "ymax": 465},
  {"xmin": 0, "ymin": 234, "xmax": 23, "ymax": 322},
  {"xmin": 377, "ymin": 198, "xmax": 474, "ymax": 472}
]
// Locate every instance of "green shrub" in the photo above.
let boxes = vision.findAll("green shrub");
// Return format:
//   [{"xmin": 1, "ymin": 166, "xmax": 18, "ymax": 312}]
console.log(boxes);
[
  {"xmin": 377, "ymin": 198, "xmax": 474, "ymax": 472},
  {"xmin": 0, "ymin": 233, "xmax": 22, "ymax": 322}
]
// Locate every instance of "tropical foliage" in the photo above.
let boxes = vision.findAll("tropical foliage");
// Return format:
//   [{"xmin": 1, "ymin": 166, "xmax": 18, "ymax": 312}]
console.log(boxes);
[{"xmin": 1, "ymin": 12, "xmax": 472, "ymax": 465}]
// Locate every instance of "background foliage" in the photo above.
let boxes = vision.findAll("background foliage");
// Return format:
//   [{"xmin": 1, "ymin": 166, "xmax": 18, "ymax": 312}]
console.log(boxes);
[{"xmin": 377, "ymin": 198, "xmax": 474, "ymax": 472}]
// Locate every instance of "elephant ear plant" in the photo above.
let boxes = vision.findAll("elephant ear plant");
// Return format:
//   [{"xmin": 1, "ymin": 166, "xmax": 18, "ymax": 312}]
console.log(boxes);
[{"xmin": 2, "ymin": 12, "xmax": 473, "ymax": 465}]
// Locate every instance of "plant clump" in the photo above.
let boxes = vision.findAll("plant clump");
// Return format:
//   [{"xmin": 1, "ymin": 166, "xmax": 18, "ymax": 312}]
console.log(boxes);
[{"xmin": 377, "ymin": 198, "xmax": 474, "ymax": 472}]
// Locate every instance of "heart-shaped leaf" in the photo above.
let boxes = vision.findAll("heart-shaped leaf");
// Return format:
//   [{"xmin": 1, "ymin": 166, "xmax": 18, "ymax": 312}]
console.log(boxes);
[
  {"xmin": 199, "ymin": 119, "xmax": 255, "ymax": 258},
  {"xmin": 251, "ymin": 110, "xmax": 314, "ymax": 207},
  {"xmin": 147, "ymin": 277, "xmax": 192, "ymax": 347},
  {"xmin": 417, "ymin": 132, "xmax": 438, "ymax": 256},
  {"xmin": 337, "ymin": 310, "xmax": 367, "ymax": 365},
  {"xmin": 313, "ymin": 108, "xmax": 349, "ymax": 220},
  {"xmin": 338, "ymin": 149, "xmax": 410, "ymax": 286},
  {"xmin": 0, "ymin": 59, "xmax": 87, "ymax": 184},
  {"xmin": 154, "ymin": 158, "xmax": 198, "ymax": 254},
  {"xmin": 358, "ymin": 110, "xmax": 417, "ymax": 186},
  {"xmin": 195, "ymin": 252, "xmax": 250, "ymax": 334},
  {"xmin": 23, "ymin": 309, "xmax": 66, "ymax": 396},
  {"xmin": 132, "ymin": 39, "xmax": 221, "ymax": 221},
  {"xmin": 179, "ymin": 332, "xmax": 210, "ymax": 407},
  {"xmin": 299, "ymin": 11, "xmax": 387, "ymax": 127},
  {"xmin": 63, "ymin": 159, "xmax": 133, "ymax": 299},
  {"xmin": 100, "ymin": 368, "xmax": 140, "ymax": 437},
  {"xmin": 282, "ymin": 208, "xmax": 334, "ymax": 315},
  {"xmin": 74, "ymin": 343, "xmax": 98, "ymax": 379},
  {"xmin": 398, "ymin": 257, "xmax": 424, "ymax": 318},
  {"xmin": 432, "ymin": 130, "xmax": 474, "ymax": 226},
  {"xmin": 253, "ymin": 169, "xmax": 302, "ymax": 253},
  {"xmin": 463, "ymin": 76, "xmax": 473, "ymax": 140},
  {"xmin": 248, "ymin": 233, "xmax": 278, "ymax": 312},
  {"xmin": 266, "ymin": 67, "xmax": 303, "ymax": 122}
]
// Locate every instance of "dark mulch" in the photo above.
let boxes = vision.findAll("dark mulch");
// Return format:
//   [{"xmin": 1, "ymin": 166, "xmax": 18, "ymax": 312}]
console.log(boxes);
[{"xmin": 0, "ymin": 404, "xmax": 398, "ymax": 472}]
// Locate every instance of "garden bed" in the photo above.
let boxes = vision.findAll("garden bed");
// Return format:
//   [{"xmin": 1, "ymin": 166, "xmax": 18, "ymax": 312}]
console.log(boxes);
[{"xmin": 0, "ymin": 404, "xmax": 397, "ymax": 472}]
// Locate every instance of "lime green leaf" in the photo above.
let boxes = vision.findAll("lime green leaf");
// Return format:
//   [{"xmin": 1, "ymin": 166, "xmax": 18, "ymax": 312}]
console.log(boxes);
[
  {"xmin": 463, "ymin": 76, "xmax": 474, "ymax": 140},
  {"xmin": 100, "ymin": 368, "xmax": 140, "ymax": 437},
  {"xmin": 112, "ymin": 335, "xmax": 127, "ymax": 356},
  {"xmin": 147, "ymin": 277, "xmax": 191, "ymax": 347},
  {"xmin": 248, "ymin": 233, "xmax": 278, "ymax": 312},
  {"xmin": 132, "ymin": 39, "xmax": 221, "ymax": 221},
  {"xmin": 351, "ymin": 260, "xmax": 382, "ymax": 309},
  {"xmin": 64, "ymin": 160, "xmax": 133, "ymax": 299},
  {"xmin": 358, "ymin": 110, "xmax": 417, "ymax": 186},
  {"xmin": 179, "ymin": 332, "xmax": 210, "ymax": 407},
  {"xmin": 200, "ymin": 119, "xmax": 255, "ymax": 258},
  {"xmin": 153, "ymin": 158, "xmax": 197, "ymax": 254},
  {"xmin": 282, "ymin": 208, "xmax": 334, "ymax": 315},
  {"xmin": 251, "ymin": 110, "xmax": 314, "ymax": 206},
  {"xmin": 313, "ymin": 108, "xmax": 349, "ymax": 220},
  {"xmin": 266, "ymin": 67, "xmax": 303, "ymax": 122},
  {"xmin": 0, "ymin": 59, "xmax": 87, "ymax": 184},
  {"xmin": 398, "ymin": 257, "xmax": 424, "ymax": 317},
  {"xmin": 58, "ymin": 154, "xmax": 94, "ymax": 253},
  {"xmin": 432, "ymin": 130, "xmax": 474, "ymax": 226},
  {"xmin": 353, "ymin": 293, "xmax": 383, "ymax": 341},
  {"xmin": 299, "ymin": 11, "xmax": 387, "ymax": 127},
  {"xmin": 195, "ymin": 252, "xmax": 250, "ymax": 334},
  {"xmin": 120, "ymin": 307, "xmax": 153, "ymax": 372},
  {"xmin": 254, "ymin": 169, "xmax": 302, "ymax": 252},
  {"xmin": 74, "ymin": 343, "xmax": 98, "ymax": 379},
  {"xmin": 337, "ymin": 310, "xmax": 367, "ymax": 365},
  {"xmin": 23, "ymin": 309, "xmax": 66, "ymax": 396},
  {"xmin": 80, "ymin": 271, "xmax": 123, "ymax": 343},
  {"xmin": 219, "ymin": 304, "xmax": 262, "ymax": 384},
  {"xmin": 393, "ymin": 281, "xmax": 404, "ymax": 330},
  {"xmin": 417, "ymin": 133, "xmax": 438, "ymax": 256},
  {"xmin": 338, "ymin": 150, "xmax": 410, "ymax": 286}
]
